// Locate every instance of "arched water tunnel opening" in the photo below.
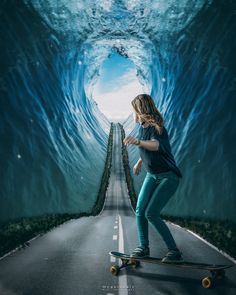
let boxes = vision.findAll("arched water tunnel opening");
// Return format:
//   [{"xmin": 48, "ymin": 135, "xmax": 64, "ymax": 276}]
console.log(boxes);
[
  {"xmin": 85, "ymin": 51, "xmax": 146, "ymax": 123},
  {"xmin": 0, "ymin": 0, "xmax": 236, "ymax": 283}
]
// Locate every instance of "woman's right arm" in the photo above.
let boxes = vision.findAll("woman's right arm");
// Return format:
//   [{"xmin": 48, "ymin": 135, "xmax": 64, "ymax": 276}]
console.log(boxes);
[{"xmin": 133, "ymin": 157, "xmax": 142, "ymax": 175}]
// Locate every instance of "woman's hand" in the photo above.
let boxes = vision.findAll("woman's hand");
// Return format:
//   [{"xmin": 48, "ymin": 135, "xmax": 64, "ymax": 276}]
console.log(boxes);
[
  {"xmin": 133, "ymin": 161, "xmax": 142, "ymax": 175},
  {"xmin": 123, "ymin": 136, "xmax": 139, "ymax": 146}
]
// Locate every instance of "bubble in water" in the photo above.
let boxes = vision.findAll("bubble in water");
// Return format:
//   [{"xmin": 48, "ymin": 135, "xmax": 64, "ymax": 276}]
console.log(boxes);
[{"xmin": 227, "ymin": 230, "xmax": 232, "ymax": 238}]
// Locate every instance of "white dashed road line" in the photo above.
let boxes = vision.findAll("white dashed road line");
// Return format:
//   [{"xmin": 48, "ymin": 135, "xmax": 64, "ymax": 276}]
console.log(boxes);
[
  {"xmin": 118, "ymin": 214, "xmax": 128, "ymax": 295},
  {"xmin": 110, "ymin": 256, "xmax": 116, "ymax": 262}
]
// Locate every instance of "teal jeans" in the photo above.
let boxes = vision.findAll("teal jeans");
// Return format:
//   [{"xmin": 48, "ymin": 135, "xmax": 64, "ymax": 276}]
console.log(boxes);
[{"xmin": 135, "ymin": 170, "xmax": 180, "ymax": 250}]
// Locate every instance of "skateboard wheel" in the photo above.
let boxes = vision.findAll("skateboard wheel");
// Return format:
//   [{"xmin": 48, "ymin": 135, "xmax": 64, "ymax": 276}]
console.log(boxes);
[
  {"xmin": 202, "ymin": 277, "xmax": 212, "ymax": 289},
  {"xmin": 110, "ymin": 265, "xmax": 120, "ymax": 276}
]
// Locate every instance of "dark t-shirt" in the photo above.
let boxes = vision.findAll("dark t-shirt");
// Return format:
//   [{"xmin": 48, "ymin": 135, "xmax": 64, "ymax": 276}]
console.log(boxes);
[{"xmin": 137, "ymin": 125, "xmax": 183, "ymax": 178}]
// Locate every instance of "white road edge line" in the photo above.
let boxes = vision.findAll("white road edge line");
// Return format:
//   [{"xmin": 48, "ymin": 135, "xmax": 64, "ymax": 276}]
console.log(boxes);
[
  {"xmin": 0, "ymin": 234, "xmax": 41, "ymax": 261},
  {"xmin": 168, "ymin": 221, "xmax": 236, "ymax": 264},
  {"xmin": 118, "ymin": 214, "xmax": 128, "ymax": 295}
]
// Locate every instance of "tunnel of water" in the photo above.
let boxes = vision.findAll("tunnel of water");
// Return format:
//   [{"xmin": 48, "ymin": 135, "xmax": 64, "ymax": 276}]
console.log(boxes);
[{"xmin": 0, "ymin": 0, "xmax": 235, "ymax": 223}]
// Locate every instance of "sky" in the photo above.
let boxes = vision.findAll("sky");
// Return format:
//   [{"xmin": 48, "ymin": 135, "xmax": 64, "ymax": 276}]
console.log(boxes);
[{"xmin": 92, "ymin": 52, "xmax": 148, "ymax": 123}]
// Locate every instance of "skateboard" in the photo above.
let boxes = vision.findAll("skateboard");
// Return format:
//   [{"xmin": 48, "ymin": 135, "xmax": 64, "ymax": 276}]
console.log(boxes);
[{"xmin": 109, "ymin": 251, "xmax": 234, "ymax": 289}]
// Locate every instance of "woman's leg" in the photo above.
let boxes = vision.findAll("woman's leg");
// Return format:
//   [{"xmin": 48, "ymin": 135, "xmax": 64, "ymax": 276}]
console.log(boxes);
[
  {"xmin": 145, "ymin": 172, "xmax": 180, "ymax": 250},
  {"xmin": 135, "ymin": 172, "xmax": 157, "ymax": 248}
]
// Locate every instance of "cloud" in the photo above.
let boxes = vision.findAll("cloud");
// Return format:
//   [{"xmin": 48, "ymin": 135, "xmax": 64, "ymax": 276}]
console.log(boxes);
[{"xmin": 94, "ymin": 68, "xmax": 147, "ymax": 122}]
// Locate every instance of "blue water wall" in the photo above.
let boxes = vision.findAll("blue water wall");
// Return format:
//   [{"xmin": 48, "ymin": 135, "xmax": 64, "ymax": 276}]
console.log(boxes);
[{"xmin": 0, "ymin": 1, "xmax": 110, "ymax": 222}]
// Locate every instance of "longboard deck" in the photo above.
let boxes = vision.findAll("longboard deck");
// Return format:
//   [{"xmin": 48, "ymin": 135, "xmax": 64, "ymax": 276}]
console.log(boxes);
[
  {"xmin": 109, "ymin": 251, "xmax": 234, "ymax": 288},
  {"xmin": 109, "ymin": 251, "xmax": 234, "ymax": 270}
]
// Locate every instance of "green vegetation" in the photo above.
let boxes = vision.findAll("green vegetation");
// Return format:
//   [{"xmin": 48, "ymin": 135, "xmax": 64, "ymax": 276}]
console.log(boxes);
[
  {"xmin": 0, "ymin": 212, "xmax": 90, "ymax": 257},
  {"xmin": 119, "ymin": 123, "xmax": 137, "ymax": 209},
  {"xmin": 0, "ymin": 123, "xmax": 114, "ymax": 258},
  {"xmin": 91, "ymin": 122, "xmax": 113, "ymax": 215},
  {"xmin": 119, "ymin": 123, "xmax": 236, "ymax": 260}
]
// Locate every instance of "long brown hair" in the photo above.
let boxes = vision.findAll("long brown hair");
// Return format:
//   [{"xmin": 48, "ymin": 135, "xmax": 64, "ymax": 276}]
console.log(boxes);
[{"xmin": 131, "ymin": 94, "xmax": 164, "ymax": 135}]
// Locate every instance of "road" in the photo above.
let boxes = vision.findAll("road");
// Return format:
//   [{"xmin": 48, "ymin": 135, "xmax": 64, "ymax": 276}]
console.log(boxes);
[{"xmin": 0, "ymin": 123, "xmax": 235, "ymax": 295}]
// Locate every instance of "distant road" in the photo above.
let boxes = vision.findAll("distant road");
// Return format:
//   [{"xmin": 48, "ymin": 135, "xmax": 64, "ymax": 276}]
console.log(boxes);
[{"xmin": 0, "ymin": 123, "xmax": 235, "ymax": 295}]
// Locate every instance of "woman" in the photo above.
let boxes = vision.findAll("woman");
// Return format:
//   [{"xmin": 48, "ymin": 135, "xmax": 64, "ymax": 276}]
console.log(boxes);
[{"xmin": 123, "ymin": 94, "xmax": 184, "ymax": 263}]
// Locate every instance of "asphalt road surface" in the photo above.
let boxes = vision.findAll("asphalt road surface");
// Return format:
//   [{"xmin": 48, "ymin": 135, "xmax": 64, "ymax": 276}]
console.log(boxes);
[{"xmin": 0, "ymin": 123, "xmax": 235, "ymax": 295}]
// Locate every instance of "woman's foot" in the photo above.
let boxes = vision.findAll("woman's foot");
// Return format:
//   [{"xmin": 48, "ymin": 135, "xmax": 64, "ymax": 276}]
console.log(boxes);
[
  {"xmin": 130, "ymin": 245, "xmax": 150, "ymax": 257},
  {"xmin": 161, "ymin": 248, "xmax": 184, "ymax": 263}
]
